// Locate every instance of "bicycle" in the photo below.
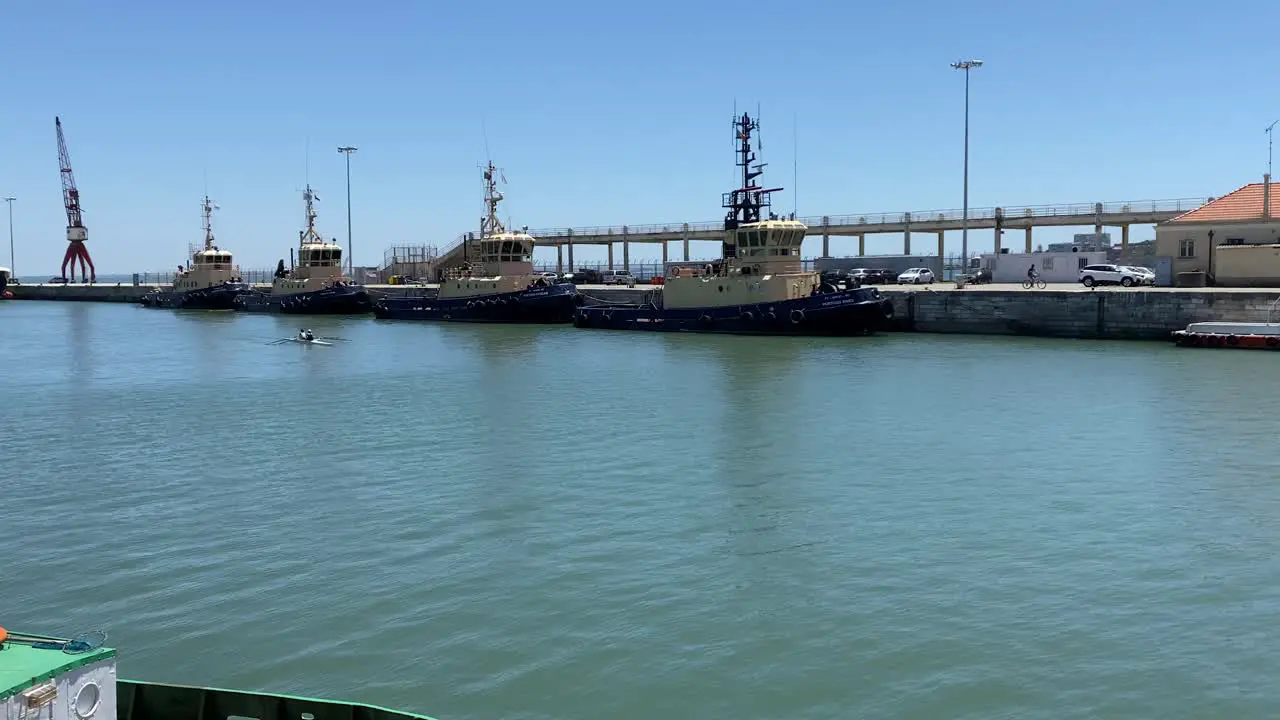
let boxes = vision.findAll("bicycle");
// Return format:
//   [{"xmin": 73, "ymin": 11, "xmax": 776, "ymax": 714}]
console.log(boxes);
[{"xmin": 1022, "ymin": 277, "xmax": 1047, "ymax": 290}]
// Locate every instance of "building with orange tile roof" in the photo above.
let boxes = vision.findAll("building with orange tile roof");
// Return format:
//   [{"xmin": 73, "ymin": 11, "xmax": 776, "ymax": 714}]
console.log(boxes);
[{"xmin": 1156, "ymin": 175, "xmax": 1280, "ymax": 286}]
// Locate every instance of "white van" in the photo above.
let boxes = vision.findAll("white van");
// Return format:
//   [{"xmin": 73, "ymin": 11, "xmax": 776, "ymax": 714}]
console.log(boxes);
[{"xmin": 600, "ymin": 270, "xmax": 637, "ymax": 287}]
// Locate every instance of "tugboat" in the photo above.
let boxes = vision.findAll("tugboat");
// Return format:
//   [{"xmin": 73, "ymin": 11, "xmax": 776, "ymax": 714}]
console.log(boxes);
[
  {"xmin": 234, "ymin": 185, "xmax": 373, "ymax": 315},
  {"xmin": 140, "ymin": 196, "xmax": 251, "ymax": 310},
  {"xmin": 0, "ymin": 627, "xmax": 441, "ymax": 720},
  {"xmin": 373, "ymin": 161, "xmax": 579, "ymax": 323},
  {"xmin": 573, "ymin": 111, "xmax": 894, "ymax": 335}
]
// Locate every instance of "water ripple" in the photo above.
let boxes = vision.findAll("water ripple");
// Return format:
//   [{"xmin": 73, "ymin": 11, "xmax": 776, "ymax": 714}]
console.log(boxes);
[{"xmin": 5, "ymin": 304, "xmax": 1280, "ymax": 719}]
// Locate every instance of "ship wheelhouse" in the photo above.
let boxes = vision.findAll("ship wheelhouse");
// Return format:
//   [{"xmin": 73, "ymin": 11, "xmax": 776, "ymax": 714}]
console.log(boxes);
[
  {"xmin": 479, "ymin": 233, "xmax": 533, "ymax": 264},
  {"xmin": 173, "ymin": 245, "xmax": 239, "ymax": 291},
  {"xmin": 192, "ymin": 248, "xmax": 234, "ymax": 269},
  {"xmin": 726, "ymin": 219, "xmax": 807, "ymax": 274},
  {"xmin": 298, "ymin": 243, "xmax": 343, "ymax": 269}
]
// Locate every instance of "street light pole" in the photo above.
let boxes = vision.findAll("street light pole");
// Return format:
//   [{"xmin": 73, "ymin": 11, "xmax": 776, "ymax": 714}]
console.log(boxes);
[
  {"xmin": 3, "ymin": 196, "xmax": 14, "ymax": 277},
  {"xmin": 337, "ymin": 146, "xmax": 358, "ymax": 277},
  {"xmin": 951, "ymin": 59, "xmax": 982, "ymax": 274},
  {"xmin": 1267, "ymin": 120, "xmax": 1278, "ymax": 179}
]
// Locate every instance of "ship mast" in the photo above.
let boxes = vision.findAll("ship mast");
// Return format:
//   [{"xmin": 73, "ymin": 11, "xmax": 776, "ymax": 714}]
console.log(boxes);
[
  {"xmin": 299, "ymin": 184, "xmax": 322, "ymax": 245},
  {"xmin": 480, "ymin": 161, "xmax": 506, "ymax": 238},
  {"xmin": 202, "ymin": 195, "xmax": 218, "ymax": 251},
  {"xmin": 722, "ymin": 111, "xmax": 784, "ymax": 230}
]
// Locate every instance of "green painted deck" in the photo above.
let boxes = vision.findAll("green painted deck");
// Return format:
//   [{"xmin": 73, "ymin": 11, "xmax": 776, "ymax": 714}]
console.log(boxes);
[{"xmin": 0, "ymin": 637, "xmax": 117, "ymax": 700}]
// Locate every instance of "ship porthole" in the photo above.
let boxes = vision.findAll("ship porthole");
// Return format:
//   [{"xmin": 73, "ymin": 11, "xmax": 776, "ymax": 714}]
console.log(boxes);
[{"xmin": 73, "ymin": 681, "xmax": 101, "ymax": 719}]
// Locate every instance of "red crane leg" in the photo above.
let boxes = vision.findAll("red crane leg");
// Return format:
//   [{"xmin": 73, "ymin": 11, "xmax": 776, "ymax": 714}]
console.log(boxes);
[
  {"xmin": 60, "ymin": 241, "xmax": 96, "ymax": 283},
  {"xmin": 76, "ymin": 243, "xmax": 96, "ymax": 283},
  {"xmin": 61, "ymin": 244, "xmax": 78, "ymax": 281}
]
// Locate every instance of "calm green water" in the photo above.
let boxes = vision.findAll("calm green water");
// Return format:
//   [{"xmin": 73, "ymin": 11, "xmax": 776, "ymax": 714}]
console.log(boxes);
[{"xmin": 4, "ymin": 301, "xmax": 1280, "ymax": 720}]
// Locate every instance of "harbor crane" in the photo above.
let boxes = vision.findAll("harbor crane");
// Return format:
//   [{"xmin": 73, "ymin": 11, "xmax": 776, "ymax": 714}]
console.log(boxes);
[{"xmin": 56, "ymin": 117, "xmax": 95, "ymax": 283}]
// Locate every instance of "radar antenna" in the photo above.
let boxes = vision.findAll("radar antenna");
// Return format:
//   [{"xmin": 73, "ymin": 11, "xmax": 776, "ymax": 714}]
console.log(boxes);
[
  {"xmin": 722, "ymin": 111, "xmax": 783, "ymax": 230},
  {"xmin": 299, "ymin": 184, "xmax": 322, "ymax": 245},
  {"xmin": 201, "ymin": 195, "xmax": 220, "ymax": 251},
  {"xmin": 480, "ymin": 161, "xmax": 506, "ymax": 238}
]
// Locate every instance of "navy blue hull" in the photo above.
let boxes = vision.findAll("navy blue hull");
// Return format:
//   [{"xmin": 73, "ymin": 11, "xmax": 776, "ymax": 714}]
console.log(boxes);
[
  {"xmin": 234, "ymin": 285, "xmax": 375, "ymax": 315},
  {"xmin": 374, "ymin": 283, "xmax": 581, "ymax": 323},
  {"xmin": 140, "ymin": 282, "xmax": 252, "ymax": 310},
  {"xmin": 573, "ymin": 287, "xmax": 895, "ymax": 335}
]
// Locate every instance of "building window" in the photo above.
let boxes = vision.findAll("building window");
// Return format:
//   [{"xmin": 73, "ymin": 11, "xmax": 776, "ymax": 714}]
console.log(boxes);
[
  {"xmin": 1043, "ymin": 257, "xmax": 1055, "ymax": 270},
  {"xmin": 1179, "ymin": 239, "xmax": 1196, "ymax": 258},
  {"xmin": 1078, "ymin": 257, "xmax": 1088, "ymax": 269},
  {"xmin": 1225, "ymin": 237, "xmax": 1245, "ymax": 246}
]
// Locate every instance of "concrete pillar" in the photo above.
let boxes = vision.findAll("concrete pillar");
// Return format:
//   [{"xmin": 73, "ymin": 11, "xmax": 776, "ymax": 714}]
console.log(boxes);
[
  {"xmin": 607, "ymin": 243, "xmax": 614, "ymax": 270},
  {"xmin": 994, "ymin": 207, "xmax": 1003, "ymax": 256},
  {"xmin": 661, "ymin": 240, "xmax": 668, "ymax": 264},
  {"xmin": 858, "ymin": 233, "xmax": 866, "ymax": 256},
  {"xmin": 622, "ymin": 226, "xmax": 630, "ymax": 272},
  {"xmin": 1024, "ymin": 227, "xmax": 1032, "ymax": 253},
  {"xmin": 1094, "ymin": 202, "xmax": 1103, "ymax": 238},
  {"xmin": 936, "ymin": 231, "xmax": 944, "ymax": 263},
  {"xmin": 903, "ymin": 212, "xmax": 912, "ymax": 255},
  {"xmin": 821, "ymin": 216, "xmax": 830, "ymax": 257},
  {"xmin": 567, "ymin": 229, "xmax": 574, "ymax": 270},
  {"xmin": 556, "ymin": 244, "xmax": 563, "ymax": 274},
  {"xmin": 1121, "ymin": 224, "xmax": 1130, "ymax": 257},
  {"xmin": 682, "ymin": 223, "xmax": 690, "ymax": 261}
]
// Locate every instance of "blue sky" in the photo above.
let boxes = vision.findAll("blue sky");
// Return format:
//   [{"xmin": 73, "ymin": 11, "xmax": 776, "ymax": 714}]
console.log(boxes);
[{"xmin": 1, "ymin": 0, "xmax": 1276, "ymax": 276}]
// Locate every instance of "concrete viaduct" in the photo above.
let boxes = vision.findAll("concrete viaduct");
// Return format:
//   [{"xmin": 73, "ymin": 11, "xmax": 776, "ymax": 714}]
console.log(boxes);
[{"xmin": 433, "ymin": 197, "xmax": 1211, "ymax": 273}]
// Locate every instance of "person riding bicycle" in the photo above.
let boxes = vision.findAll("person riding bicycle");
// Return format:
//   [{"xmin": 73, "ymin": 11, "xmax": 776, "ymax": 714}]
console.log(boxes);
[{"xmin": 1027, "ymin": 264, "xmax": 1039, "ymax": 282}]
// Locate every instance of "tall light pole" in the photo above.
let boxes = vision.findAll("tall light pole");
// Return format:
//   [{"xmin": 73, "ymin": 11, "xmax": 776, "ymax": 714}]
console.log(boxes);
[
  {"xmin": 951, "ymin": 59, "xmax": 982, "ymax": 273},
  {"xmin": 1267, "ymin": 120, "xmax": 1278, "ymax": 179},
  {"xmin": 337, "ymin": 146, "xmax": 358, "ymax": 277},
  {"xmin": 3, "ymin": 196, "xmax": 14, "ymax": 277}
]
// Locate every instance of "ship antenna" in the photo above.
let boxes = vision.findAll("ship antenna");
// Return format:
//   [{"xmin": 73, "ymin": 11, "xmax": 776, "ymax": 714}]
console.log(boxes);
[
  {"xmin": 722, "ymin": 107, "xmax": 782, "ymax": 230},
  {"xmin": 792, "ymin": 111, "xmax": 798, "ymax": 217},
  {"xmin": 202, "ymin": 195, "xmax": 218, "ymax": 250},
  {"xmin": 301, "ymin": 184, "xmax": 320, "ymax": 245},
  {"xmin": 480, "ymin": 160, "xmax": 505, "ymax": 238},
  {"xmin": 756, "ymin": 102, "xmax": 762, "ymax": 152}
]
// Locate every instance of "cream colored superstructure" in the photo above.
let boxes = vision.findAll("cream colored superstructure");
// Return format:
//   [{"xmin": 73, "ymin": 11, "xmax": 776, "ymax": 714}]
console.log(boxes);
[
  {"xmin": 662, "ymin": 219, "xmax": 822, "ymax": 309},
  {"xmin": 438, "ymin": 231, "xmax": 538, "ymax": 299},
  {"xmin": 272, "ymin": 186, "xmax": 353, "ymax": 297},
  {"xmin": 173, "ymin": 248, "xmax": 239, "ymax": 291},
  {"xmin": 437, "ymin": 161, "xmax": 541, "ymax": 300},
  {"xmin": 172, "ymin": 196, "xmax": 242, "ymax": 291}
]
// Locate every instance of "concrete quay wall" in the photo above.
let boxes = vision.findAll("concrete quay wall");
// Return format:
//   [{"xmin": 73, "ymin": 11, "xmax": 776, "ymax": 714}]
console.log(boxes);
[
  {"xmin": 8, "ymin": 283, "xmax": 447, "ymax": 303},
  {"xmin": 9, "ymin": 283, "xmax": 161, "ymax": 302},
  {"xmin": 11, "ymin": 281, "xmax": 1279, "ymax": 340},
  {"xmin": 882, "ymin": 288, "xmax": 1280, "ymax": 340}
]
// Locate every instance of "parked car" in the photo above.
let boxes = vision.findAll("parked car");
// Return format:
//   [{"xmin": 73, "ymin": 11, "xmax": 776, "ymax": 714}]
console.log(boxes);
[
  {"xmin": 845, "ymin": 268, "xmax": 874, "ymax": 284},
  {"xmin": 1078, "ymin": 263, "xmax": 1146, "ymax": 288},
  {"xmin": 1121, "ymin": 266, "xmax": 1156, "ymax": 285},
  {"xmin": 897, "ymin": 268, "xmax": 935, "ymax": 285},
  {"xmin": 968, "ymin": 267, "xmax": 993, "ymax": 284},
  {"xmin": 847, "ymin": 268, "xmax": 895, "ymax": 284},
  {"xmin": 537, "ymin": 272, "xmax": 559, "ymax": 283},
  {"xmin": 600, "ymin": 270, "xmax": 637, "ymax": 287},
  {"xmin": 561, "ymin": 268, "xmax": 603, "ymax": 284}
]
